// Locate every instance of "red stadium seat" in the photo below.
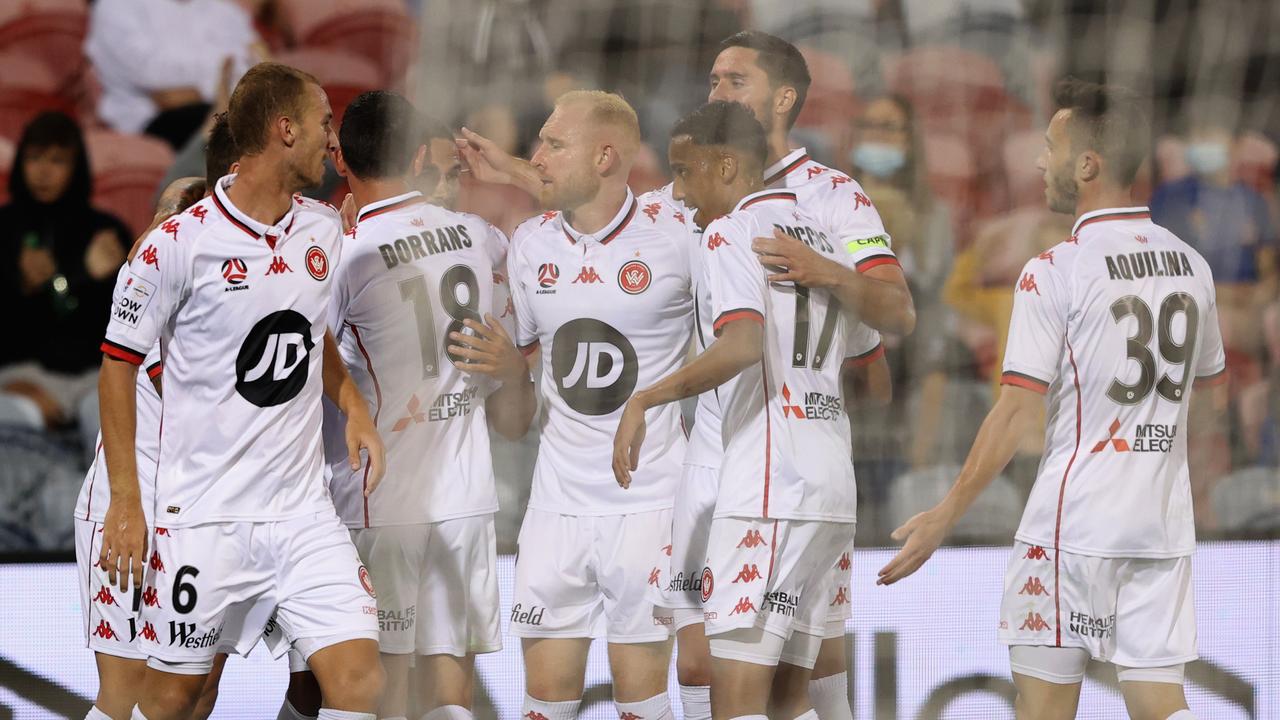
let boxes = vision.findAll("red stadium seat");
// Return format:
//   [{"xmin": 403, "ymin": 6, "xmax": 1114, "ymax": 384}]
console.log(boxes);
[
  {"xmin": 84, "ymin": 130, "xmax": 175, "ymax": 237},
  {"xmin": 794, "ymin": 46, "xmax": 860, "ymax": 146},
  {"xmin": 0, "ymin": 51, "xmax": 75, "ymax": 143},
  {"xmin": 0, "ymin": 3, "xmax": 87, "ymax": 93},
  {"xmin": 0, "ymin": 135, "xmax": 14, "ymax": 205},
  {"xmin": 282, "ymin": 0, "xmax": 417, "ymax": 87},
  {"xmin": 923, "ymin": 132, "xmax": 977, "ymax": 243},
  {"xmin": 273, "ymin": 48, "xmax": 382, "ymax": 126}
]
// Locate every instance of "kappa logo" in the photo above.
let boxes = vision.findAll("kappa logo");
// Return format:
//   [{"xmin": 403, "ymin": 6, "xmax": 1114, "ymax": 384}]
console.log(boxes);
[
  {"xmin": 1018, "ymin": 272, "xmax": 1040, "ymax": 295},
  {"xmin": 620, "ymin": 712, "xmax": 644, "ymax": 720},
  {"xmin": 662, "ymin": 544, "xmax": 672, "ymax": 556},
  {"xmin": 830, "ymin": 175, "xmax": 850, "ymax": 190},
  {"xmin": 93, "ymin": 587, "xmax": 119, "ymax": 606},
  {"xmin": 142, "ymin": 586, "xmax": 161, "ymax": 607},
  {"xmin": 732, "ymin": 563, "xmax": 762, "ymax": 584},
  {"xmin": 155, "ymin": 527, "xmax": 170, "ymax": 536},
  {"xmin": 1019, "ymin": 577, "xmax": 1050, "ymax": 596},
  {"xmin": 141, "ymin": 244, "xmax": 159, "ymax": 269},
  {"xmin": 539, "ymin": 211, "xmax": 558, "ymax": 226},
  {"xmin": 537, "ymin": 263, "xmax": 560, "ymax": 289},
  {"xmin": 1019, "ymin": 611, "xmax": 1052, "ymax": 632},
  {"xmin": 525, "ymin": 713, "xmax": 550, "ymax": 720},
  {"xmin": 392, "ymin": 394, "xmax": 427, "ymax": 431},
  {"xmin": 1038, "ymin": 250, "xmax": 1055, "ymax": 265},
  {"xmin": 781, "ymin": 384, "xmax": 805, "ymax": 419},
  {"xmin": 188, "ymin": 205, "xmax": 208, "ymax": 223},
  {"xmin": 618, "ymin": 260, "xmax": 651, "ymax": 294},
  {"xmin": 737, "ymin": 529, "xmax": 767, "ymax": 548},
  {"xmin": 1091, "ymin": 418, "xmax": 1131, "ymax": 453},
  {"xmin": 642, "ymin": 202, "xmax": 662, "ymax": 222},
  {"xmin": 139, "ymin": 621, "xmax": 159, "ymax": 642},
  {"xmin": 410, "ymin": 217, "xmax": 425, "ymax": 227},
  {"xmin": 573, "ymin": 266, "xmax": 603, "ymax": 284},
  {"xmin": 92, "ymin": 620, "xmax": 119, "ymax": 640},
  {"xmin": 648, "ymin": 567, "xmax": 660, "ymax": 586},
  {"xmin": 830, "ymin": 586, "xmax": 850, "ymax": 606},
  {"xmin": 706, "ymin": 232, "xmax": 729, "ymax": 251},
  {"xmin": 501, "ymin": 296, "xmax": 515, "ymax": 318},
  {"xmin": 837, "ymin": 552, "xmax": 851, "ymax": 571},
  {"xmin": 808, "ymin": 166, "xmax": 825, "ymax": 179},
  {"xmin": 266, "ymin": 256, "xmax": 292, "ymax": 275},
  {"xmin": 160, "ymin": 218, "xmax": 181, "ymax": 240},
  {"xmin": 1135, "ymin": 234, "xmax": 1149, "ymax": 244},
  {"xmin": 853, "ymin": 192, "xmax": 872, "ymax": 210},
  {"xmin": 149, "ymin": 550, "xmax": 165, "ymax": 572},
  {"xmin": 673, "ymin": 211, "xmax": 685, "ymax": 224},
  {"xmin": 1024, "ymin": 545, "xmax": 1049, "ymax": 561},
  {"xmin": 729, "ymin": 597, "xmax": 757, "ymax": 616}
]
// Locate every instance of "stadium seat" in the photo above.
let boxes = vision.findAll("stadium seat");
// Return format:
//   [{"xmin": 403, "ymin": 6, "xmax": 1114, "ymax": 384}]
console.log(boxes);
[
  {"xmin": 794, "ymin": 45, "xmax": 859, "ymax": 147},
  {"xmin": 923, "ymin": 132, "xmax": 977, "ymax": 241},
  {"xmin": 272, "ymin": 48, "xmax": 382, "ymax": 126},
  {"xmin": 0, "ymin": 1, "xmax": 87, "ymax": 93},
  {"xmin": 0, "ymin": 135, "xmax": 14, "ymax": 205},
  {"xmin": 1003, "ymin": 129, "xmax": 1047, "ymax": 209},
  {"xmin": 84, "ymin": 130, "xmax": 175, "ymax": 237},
  {"xmin": 0, "ymin": 51, "xmax": 75, "ymax": 143},
  {"xmin": 885, "ymin": 464, "xmax": 1022, "ymax": 543},
  {"xmin": 1210, "ymin": 466, "xmax": 1280, "ymax": 536},
  {"xmin": 281, "ymin": 0, "xmax": 417, "ymax": 87}
]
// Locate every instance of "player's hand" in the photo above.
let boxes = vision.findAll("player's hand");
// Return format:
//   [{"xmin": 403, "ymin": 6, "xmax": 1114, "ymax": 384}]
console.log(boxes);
[
  {"xmin": 876, "ymin": 507, "xmax": 951, "ymax": 586},
  {"xmin": 346, "ymin": 410, "xmax": 386, "ymax": 496},
  {"xmin": 612, "ymin": 397, "xmax": 648, "ymax": 489},
  {"xmin": 99, "ymin": 497, "xmax": 148, "ymax": 592},
  {"xmin": 456, "ymin": 127, "xmax": 515, "ymax": 186},
  {"xmin": 752, "ymin": 228, "xmax": 842, "ymax": 288},
  {"xmin": 448, "ymin": 314, "xmax": 526, "ymax": 385},
  {"xmin": 340, "ymin": 192, "xmax": 357, "ymax": 233}
]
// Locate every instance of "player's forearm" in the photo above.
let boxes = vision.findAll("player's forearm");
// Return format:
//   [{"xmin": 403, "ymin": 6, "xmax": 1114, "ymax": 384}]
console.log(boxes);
[
  {"xmin": 505, "ymin": 159, "xmax": 544, "ymax": 198},
  {"xmin": 99, "ymin": 357, "xmax": 142, "ymax": 504},
  {"xmin": 322, "ymin": 333, "xmax": 372, "ymax": 421},
  {"xmin": 634, "ymin": 320, "xmax": 762, "ymax": 410},
  {"xmin": 826, "ymin": 264, "xmax": 917, "ymax": 335},
  {"xmin": 936, "ymin": 389, "xmax": 1037, "ymax": 526},
  {"xmin": 487, "ymin": 376, "xmax": 536, "ymax": 440},
  {"xmin": 841, "ymin": 355, "xmax": 892, "ymax": 410}
]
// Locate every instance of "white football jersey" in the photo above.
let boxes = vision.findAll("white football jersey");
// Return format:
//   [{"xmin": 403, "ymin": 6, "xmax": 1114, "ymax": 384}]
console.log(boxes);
[
  {"xmin": 75, "ymin": 336, "xmax": 162, "ymax": 524},
  {"xmin": 704, "ymin": 189, "xmax": 882, "ymax": 522},
  {"xmin": 509, "ymin": 188, "xmax": 694, "ymax": 514},
  {"xmin": 101, "ymin": 176, "xmax": 342, "ymax": 527},
  {"xmin": 1002, "ymin": 207, "xmax": 1227, "ymax": 558},
  {"xmin": 324, "ymin": 192, "xmax": 510, "ymax": 527}
]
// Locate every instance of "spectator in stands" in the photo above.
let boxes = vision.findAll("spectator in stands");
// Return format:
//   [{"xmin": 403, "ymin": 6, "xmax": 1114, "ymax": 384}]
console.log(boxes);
[
  {"xmin": 85, "ymin": 0, "xmax": 268, "ymax": 150},
  {"xmin": 1151, "ymin": 119, "xmax": 1279, "ymax": 358},
  {"xmin": 0, "ymin": 112, "xmax": 129, "ymax": 431}
]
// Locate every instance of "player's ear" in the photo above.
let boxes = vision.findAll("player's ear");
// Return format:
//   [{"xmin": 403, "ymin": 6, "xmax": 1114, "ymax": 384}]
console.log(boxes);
[
  {"xmin": 278, "ymin": 114, "xmax": 296, "ymax": 148},
  {"xmin": 332, "ymin": 147, "xmax": 350, "ymax": 178},
  {"xmin": 598, "ymin": 143, "xmax": 622, "ymax": 177},
  {"xmin": 719, "ymin": 151, "xmax": 740, "ymax": 184},
  {"xmin": 411, "ymin": 144, "xmax": 428, "ymax": 178},
  {"xmin": 1077, "ymin": 150, "xmax": 1101, "ymax": 183},
  {"xmin": 774, "ymin": 86, "xmax": 797, "ymax": 126}
]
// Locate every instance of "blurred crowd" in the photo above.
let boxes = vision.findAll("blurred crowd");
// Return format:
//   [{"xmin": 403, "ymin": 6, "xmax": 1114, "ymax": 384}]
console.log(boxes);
[{"xmin": 0, "ymin": 0, "xmax": 1277, "ymax": 552}]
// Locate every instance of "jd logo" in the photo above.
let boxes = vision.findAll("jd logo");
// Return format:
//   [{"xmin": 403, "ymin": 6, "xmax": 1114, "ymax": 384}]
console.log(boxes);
[
  {"xmin": 236, "ymin": 310, "xmax": 314, "ymax": 407},
  {"xmin": 551, "ymin": 319, "xmax": 637, "ymax": 415}
]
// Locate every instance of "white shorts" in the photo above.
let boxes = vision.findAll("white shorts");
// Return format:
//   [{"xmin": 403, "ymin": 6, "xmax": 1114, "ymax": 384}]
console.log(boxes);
[
  {"xmin": 821, "ymin": 534, "xmax": 856, "ymax": 639},
  {"xmin": 701, "ymin": 517, "xmax": 854, "ymax": 641},
  {"xmin": 139, "ymin": 510, "xmax": 379, "ymax": 670},
  {"xmin": 512, "ymin": 507, "xmax": 674, "ymax": 643},
  {"xmin": 998, "ymin": 541, "xmax": 1197, "ymax": 668},
  {"xmin": 76, "ymin": 518, "xmax": 147, "ymax": 660},
  {"xmin": 350, "ymin": 515, "xmax": 502, "ymax": 657},
  {"xmin": 655, "ymin": 464, "xmax": 719, "ymax": 618}
]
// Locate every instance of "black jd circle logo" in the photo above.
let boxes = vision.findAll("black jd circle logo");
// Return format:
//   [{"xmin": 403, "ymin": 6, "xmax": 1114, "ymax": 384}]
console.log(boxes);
[
  {"xmin": 236, "ymin": 310, "xmax": 315, "ymax": 407},
  {"xmin": 550, "ymin": 318, "xmax": 637, "ymax": 415}
]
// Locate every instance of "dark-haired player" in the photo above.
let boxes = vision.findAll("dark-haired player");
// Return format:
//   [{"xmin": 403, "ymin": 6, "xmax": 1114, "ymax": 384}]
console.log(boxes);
[
  {"xmin": 614, "ymin": 100, "xmax": 879, "ymax": 720},
  {"xmin": 879, "ymin": 79, "xmax": 1226, "ymax": 720},
  {"xmin": 409, "ymin": 115, "xmax": 463, "ymax": 210},
  {"xmin": 325, "ymin": 90, "xmax": 533, "ymax": 720}
]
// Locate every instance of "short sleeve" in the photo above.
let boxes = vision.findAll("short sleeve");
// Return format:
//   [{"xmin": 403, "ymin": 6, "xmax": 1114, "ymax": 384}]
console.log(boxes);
[
  {"xmin": 703, "ymin": 216, "xmax": 767, "ymax": 334},
  {"xmin": 817, "ymin": 175, "xmax": 900, "ymax": 273},
  {"xmin": 102, "ymin": 228, "xmax": 190, "ymax": 364},
  {"xmin": 326, "ymin": 230, "xmax": 357, "ymax": 341},
  {"xmin": 1000, "ymin": 257, "xmax": 1069, "ymax": 394},
  {"xmin": 506, "ymin": 243, "xmax": 540, "ymax": 353},
  {"xmin": 1195, "ymin": 290, "xmax": 1227, "ymax": 387},
  {"xmin": 841, "ymin": 321, "xmax": 884, "ymax": 368}
]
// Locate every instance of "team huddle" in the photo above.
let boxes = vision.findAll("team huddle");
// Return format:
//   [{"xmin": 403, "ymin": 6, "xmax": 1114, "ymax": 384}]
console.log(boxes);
[{"xmin": 74, "ymin": 28, "xmax": 1225, "ymax": 720}]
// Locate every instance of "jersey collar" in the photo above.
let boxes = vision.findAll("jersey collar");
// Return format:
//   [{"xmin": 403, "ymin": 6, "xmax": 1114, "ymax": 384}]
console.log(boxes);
[
  {"xmin": 212, "ymin": 174, "xmax": 298, "ymax": 243},
  {"xmin": 356, "ymin": 191, "xmax": 425, "ymax": 224},
  {"xmin": 733, "ymin": 188, "xmax": 798, "ymax": 213},
  {"xmin": 561, "ymin": 188, "xmax": 637, "ymax": 246},
  {"xmin": 1071, "ymin": 206, "xmax": 1151, "ymax": 237},
  {"xmin": 763, "ymin": 147, "xmax": 810, "ymax": 187}
]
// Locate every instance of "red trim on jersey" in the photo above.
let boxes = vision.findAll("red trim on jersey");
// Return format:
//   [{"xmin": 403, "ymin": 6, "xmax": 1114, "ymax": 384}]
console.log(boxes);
[
  {"xmin": 85, "ymin": 521, "xmax": 98, "ymax": 639},
  {"xmin": 739, "ymin": 191, "xmax": 797, "ymax": 210},
  {"xmin": 562, "ymin": 197, "xmax": 639, "ymax": 246},
  {"xmin": 764, "ymin": 154, "xmax": 810, "ymax": 186},
  {"xmin": 1053, "ymin": 336, "xmax": 1083, "ymax": 647},
  {"xmin": 519, "ymin": 339, "xmax": 541, "ymax": 357},
  {"xmin": 713, "ymin": 309, "xmax": 765, "ymax": 333},
  {"xmin": 854, "ymin": 254, "xmax": 900, "ymax": 273},
  {"xmin": 842, "ymin": 344, "xmax": 884, "ymax": 369},
  {"xmin": 356, "ymin": 196, "xmax": 424, "ymax": 224},
  {"xmin": 349, "ymin": 324, "xmax": 382, "ymax": 529},
  {"xmin": 102, "ymin": 340, "xmax": 145, "ymax": 365},
  {"xmin": 1196, "ymin": 368, "xmax": 1227, "ymax": 387},
  {"xmin": 211, "ymin": 189, "xmax": 261, "ymax": 240},
  {"xmin": 84, "ymin": 438, "xmax": 104, "ymax": 520},
  {"xmin": 1072, "ymin": 210, "xmax": 1151, "ymax": 236},
  {"xmin": 765, "ymin": 520, "xmax": 779, "ymax": 581},
  {"xmin": 1000, "ymin": 371, "xmax": 1050, "ymax": 395},
  {"xmin": 146, "ymin": 362, "xmax": 163, "ymax": 380},
  {"xmin": 761, "ymin": 353, "xmax": 773, "ymax": 519}
]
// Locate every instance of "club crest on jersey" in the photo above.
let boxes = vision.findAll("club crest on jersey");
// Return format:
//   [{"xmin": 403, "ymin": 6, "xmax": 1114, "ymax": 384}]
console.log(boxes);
[
  {"xmin": 618, "ymin": 260, "xmax": 651, "ymax": 295},
  {"xmin": 305, "ymin": 246, "xmax": 329, "ymax": 281},
  {"xmin": 221, "ymin": 258, "xmax": 249, "ymax": 292},
  {"xmin": 359, "ymin": 566, "xmax": 377, "ymax": 598},
  {"xmin": 700, "ymin": 567, "xmax": 714, "ymax": 603},
  {"xmin": 537, "ymin": 263, "xmax": 559, "ymax": 292}
]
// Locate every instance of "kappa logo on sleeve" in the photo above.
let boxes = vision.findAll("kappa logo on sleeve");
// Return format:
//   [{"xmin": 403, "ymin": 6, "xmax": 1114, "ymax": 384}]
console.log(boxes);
[{"xmin": 112, "ymin": 273, "xmax": 157, "ymax": 328}]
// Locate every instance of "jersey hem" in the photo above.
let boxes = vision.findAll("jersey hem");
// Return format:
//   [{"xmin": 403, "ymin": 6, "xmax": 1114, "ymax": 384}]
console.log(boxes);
[
  {"xmin": 714, "ymin": 511, "xmax": 857, "ymax": 524},
  {"xmin": 1014, "ymin": 533, "xmax": 1195, "ymax": 560},
  {"xmin": 342, "ymin": 505, "xmax": 499, "ymax": 529},
  {"xmin": 153, "ymin": 505, "xmax": 336, "ymax": 528}
]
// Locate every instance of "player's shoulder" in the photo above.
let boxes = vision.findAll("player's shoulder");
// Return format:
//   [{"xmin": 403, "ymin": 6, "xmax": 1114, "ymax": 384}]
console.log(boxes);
[
  {"xmin": 142, "ymin": 195, "xmax": 222, "ymax": 248},
  {"xmin": 513, "ymin": 210, "xmax": 560, "ymax": 244},
  {"xmin": 291, "ymin": 193, "xmax": 342, "ymax": 227}
]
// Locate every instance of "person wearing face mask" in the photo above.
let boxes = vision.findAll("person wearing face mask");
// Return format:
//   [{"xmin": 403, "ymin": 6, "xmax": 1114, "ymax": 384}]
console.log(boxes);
[
  {"xmin": 1150, "ymin": 119, "xmax": 1278, "ymax": 359},
  {"xmin": 0, "ymin": 112, "xmax": 131, "ymax": 432}
]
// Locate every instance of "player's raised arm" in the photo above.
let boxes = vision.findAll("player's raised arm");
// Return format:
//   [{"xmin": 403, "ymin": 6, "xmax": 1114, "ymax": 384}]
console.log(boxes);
[
  {"xmin": 322, "ymin": 329, "xmax": 385, "ymax": 494},
  {"xmin": 456, "ymin": 126, "xmax": 544, "ymax": 197}
]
